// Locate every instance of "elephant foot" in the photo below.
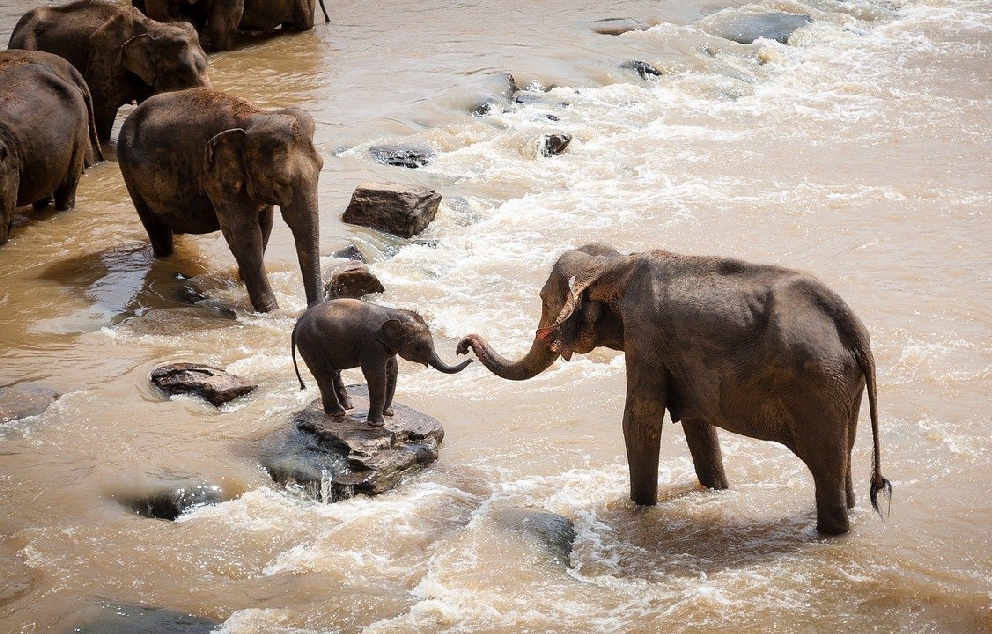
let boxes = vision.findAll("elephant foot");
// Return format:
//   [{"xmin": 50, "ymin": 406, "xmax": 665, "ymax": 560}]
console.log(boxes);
[
  {"xmin": 323, "ymin": 407, "xmax": 347, "ymax": 418},
  {"xmin": 367, "ymin": 418, "xmax": 385, "ymax": 428},
  {"xmin": 384, "ymin": 407, "xmax": 394, "ymax": 417}
]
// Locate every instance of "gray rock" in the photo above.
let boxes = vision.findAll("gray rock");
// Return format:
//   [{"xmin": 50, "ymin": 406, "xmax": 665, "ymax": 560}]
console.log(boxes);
[
  {"xmin": 588, "ymin": 17, "xmax": 652, "ymax": 36},
  {"xmin": 709, "ymin": 12, "xmax": 811, "ymax": 44},
  {"xmin": 149, "ymin": 363, "xmax": 257, "ymax": 406},
  {"xmin": 470, "ymin": 72, "xmax": 519, "ymax": 115},
  {"xmin": 331, "ymin": 244, "xmax": 366, "ymax": 262},
  {"xmin": 260, "ymin": 385, "xmax": 444, "ymax": 501},
  {"xmin": 0, "ymin": 383, "xmax": 59, "ymax": 423},
  {"xmin": 116, "ymin": 482, "xmax": 226, "ymax": 521},
  {"xmin": 541, "ymin": 133, "xmax": 572, "ymax": 157},
  {"xmin": 623, "ymin": 60, "xmax": 664, "ymax": 80},
  {"xmin": 66, "ymin": 601, "xmax": 219, "ymax": 633},
  {"xmin": 369, "ymin": 144, "xmax": 435, "ymax": 168},
  {"xmin": 323, "ymin": 259, "xmax": 385, "ymax": 300},
  {"xmin": 342, "ymin": 183, "xmax": 442, "ymax": 239},
  {"xmin": 491, "ymin": 508, "xmax": 577, "ymax": 565}
]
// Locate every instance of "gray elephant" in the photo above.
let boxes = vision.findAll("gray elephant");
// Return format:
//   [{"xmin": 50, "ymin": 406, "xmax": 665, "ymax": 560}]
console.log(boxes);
[
  {"xmin": 117, "ymin": 87, "xmax": 324, "ymax": 313},
  {"xmin": 292, "ymin": 299, "xmax": 472, "ymax": 426},
  {"xmin": 457, "ymin": 243, "xmax": 891, "ymax": 535},
  {"xmin": 1, "ymin": 63, "xmax": 93, "ymax": 246},
  {"xmin": 7, "ymin": 0, "xmax": 211, "ymax": 141},
  {"xmin": 0, "ymin": 50, "xmax": 104, "ymax": 168},
  {"xmin": 137, "ymin": 0, "xmax": 329, "ymax": 51}
]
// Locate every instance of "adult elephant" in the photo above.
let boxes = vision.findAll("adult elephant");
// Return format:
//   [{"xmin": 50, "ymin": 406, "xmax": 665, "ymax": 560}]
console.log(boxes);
[
  {"xmin": 1, "ymin": 64, "xmax": 93, "ymax": 246},
  {"xmin": 457, "ymin": 243, "xmax": 891, "ymax": 535},
  {"xmin": 137, "ymin": 0, "xmax": 330, "ymax": 51},
  {"xmin": 117, "ymin": 87, "xmax": 323, "ymax": 313},
  {"xmin": 0, "ymin": 50, "xmax": 104, "ymax": 167},
  {"xmin": 7, "ymin": 0, "xmax": 210, "ymax": 141}
]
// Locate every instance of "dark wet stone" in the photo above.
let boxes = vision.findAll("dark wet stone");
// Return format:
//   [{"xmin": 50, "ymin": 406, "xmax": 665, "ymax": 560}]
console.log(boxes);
[
  {"xmin": 491, "ymin": 508, "xmax": 576, "ymax": 565},
  {"xmin": 116, "ymin": 482, "xmax": 226, "ymax": 521},
  {"xmin": 260, "ymin": 385, "xmax": 444, "ymax": 501},
  {"xmin": 0, "ymin": 383, "xmax": 59, "ymax": 423},
  {"xmin": 588, "ymin": 17, "xmax": 652, "ymax": 36},
  {"xmin": 369, "ymin": 144, "xmax": 435, "ymax": 169},
  {"xmin": 331, "ymin": 244, "xmax": 366, "ymax": 262},
  {"xmin": 149, "ymin": 363, "xmax": 257, "ymax": 406},
  {"xmin": 711, "ymin": 12, "xmax": 811, "ymax": 45},
  {"xmin": 541, "ymin": 133, "xmax": 572, "ymax": 157},
  {"xmin": 67, "ymin": 601, "xmax": 219, "ymax": 633},
  {"xmin": 323, "ymin": 259, "xmax": 385, "ymax": 300},
  {"xmin": 623, "ymin": 59, "xmax": 664, "ymax": 79},
  {"xmin": 342, "ymin": 183, "xmax": 442, "ymax": 239}
]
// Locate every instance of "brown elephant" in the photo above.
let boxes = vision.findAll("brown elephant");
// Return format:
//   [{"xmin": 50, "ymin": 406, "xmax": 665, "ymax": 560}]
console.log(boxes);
[
  {"xmin": 117, "ymin": 87, "xmax": 323, "ymax": 313},
  {"xmin": 1, "ymin": 63, "xmax": 93, "ymax": 246},
  {"xmin": 292, "ymin": 299, "xmax": 472, "ymax": 426},
  {"xmin": 457, "ymin": 243, "xmax": 891, "ymax": 535},
  {"xmin": 7, "ymin": 0, "xmax": 211, "ymax": 141},
  {"xmin": 136, "ymin": 0, "xmax": 329, "ymax": 51},
  {"xmin": 0, "ymin": 50, "xmax": 104, "ymax": 168}
]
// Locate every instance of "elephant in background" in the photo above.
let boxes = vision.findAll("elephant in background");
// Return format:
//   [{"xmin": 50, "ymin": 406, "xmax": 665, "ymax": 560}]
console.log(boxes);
[
  {"xmin": 457, "ymin": 243, "xmax": 891, "ymax": 535},
  {"xmin": 0, "ymin": 50, "xmax": 104, "ymax": 168},
  {"xmin": 117, "ymin": 87, "xmax": 323, "ymax": 313},
  {"xmin": 292, "ymin": 299, "xmax": 472, "ymax": 426},
  {"xmin": 135, "ymin": 0, "xmax": 330, "ymax": 51},
  {"xmin": 1, "ymin": 63, "xmax": 93, "ymax": 246},
  {"xmin": 7, "ymin": 0, "xmax": 211, "ymax": 141}
]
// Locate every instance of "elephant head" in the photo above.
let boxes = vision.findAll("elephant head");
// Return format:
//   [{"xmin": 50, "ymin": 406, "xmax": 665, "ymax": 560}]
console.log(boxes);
[
  {"xmin": 203, "ymin": 109, "xmax": 324, "ymax": 309},
  {"xmin": 379, "ymin": 311, "xmax": 472, "ymax": 374},
  {"xmin": 458, "ymin": 243, "xmax": 628, "ymax": 379},
  {"xmin": 119, "ymin": 21, "xmax": 211, "ymax": 95}
]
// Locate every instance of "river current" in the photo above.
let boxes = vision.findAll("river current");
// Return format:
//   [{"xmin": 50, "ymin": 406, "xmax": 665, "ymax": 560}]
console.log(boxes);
[{"xmin": 1, "ymin": 0, "xmax": 991, "ymax": 631}]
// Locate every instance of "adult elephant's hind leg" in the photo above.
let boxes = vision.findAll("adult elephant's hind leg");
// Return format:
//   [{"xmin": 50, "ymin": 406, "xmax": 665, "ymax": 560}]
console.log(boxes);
[
  {"xmin": 800, "ymin": 432, "xmax": 851, "ymax": 535},
  {"xmin": 682, "ymin": 419, "xmax": 729, "ymax": 490}
]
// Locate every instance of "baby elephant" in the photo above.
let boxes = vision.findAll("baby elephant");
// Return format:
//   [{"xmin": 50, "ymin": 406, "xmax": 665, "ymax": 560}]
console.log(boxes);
[{"xmin": 292, "ymin": 299, "xmax": 471, "ymax": 426}]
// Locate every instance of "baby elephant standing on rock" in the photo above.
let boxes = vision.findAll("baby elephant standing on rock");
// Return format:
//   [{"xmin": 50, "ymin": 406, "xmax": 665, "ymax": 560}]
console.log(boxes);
[{"xmin": 292, "ymin": 299, "xmax": 471, "ymax": 426}]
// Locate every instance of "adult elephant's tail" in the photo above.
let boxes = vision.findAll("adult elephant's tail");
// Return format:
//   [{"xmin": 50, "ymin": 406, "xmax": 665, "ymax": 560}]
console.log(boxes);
[
  {"xmin": 291, "ymin": 324, "xmax": 306, "ymax": 390},
  {"xmin": 855, "ymin": 340, "xmax": 892, "ymax": 517}
]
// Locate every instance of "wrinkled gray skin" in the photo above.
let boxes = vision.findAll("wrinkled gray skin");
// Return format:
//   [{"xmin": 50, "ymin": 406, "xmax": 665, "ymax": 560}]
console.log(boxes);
[
  {"xmin": 139, "ymin": 0, "xmax": 329, "ymax": 51},
  {"xmin": 0, "ymin": 50, "xmax": 104, "ymax": 168},
  {"xmin": 7, "ymin": 0, "xmax": 210, "ymax": 141},
  {"xmin": 117, "ymin": 88, "xmax": 323, "ymax": 313},
  {"xmin": 292, "ymin": 299, "xmax": 472, "ymax": 426},
  {"xmin": 0, "ymin": 64, "xmax": 92, "ymax": 246},
  {"xmin": 458, "ymin": 243, "xmax": 891, "ymax": 535}
]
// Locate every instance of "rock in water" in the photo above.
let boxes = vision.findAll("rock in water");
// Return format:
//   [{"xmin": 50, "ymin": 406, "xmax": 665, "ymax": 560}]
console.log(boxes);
[
  {"xmin": 261, "ymin": 385, "xmax": 444, "ymax": 501},
  {"xmin": 66, "ymin": 601, "xmax": 219, "ymax": 633},
  {"xmin": 342, "ymin": 183, "xmax": 442, "ymax": 238},
  {"xmin": 0, "ymin": 383, "xmax": 59, "ymax": 423},
  {"xmin": 323, "ymin": 259, "xmax": 385, "ymax": 300},
  {"xmin": 706, "ymin": 11, "xmax": 811, "ymax": 45},
  {"xmin": 149, "ymin": 363, "xmax": 257, "ymax": 406},
  {"xmin": 491, "ymin": 508, "xmax": 577, "ymax": 565}
]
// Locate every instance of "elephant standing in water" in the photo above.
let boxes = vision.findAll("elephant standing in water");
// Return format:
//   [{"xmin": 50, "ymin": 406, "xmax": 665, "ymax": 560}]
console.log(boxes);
[
  {"xmin": 458, "ymin": 243, "xmax": 891, "ymax": 535},
  {"xmin": 7, "ymin": 0, "xmax": 210, "ymax": 141},
  {"xmin": 292, "ymin": 299, "xmax": 471, "ymax": 426},
  {"xmin": 118, "ymin": 88, "xmax": 323, "ymax": 313},
  {"xmin": 1, "ymin": 63, "xmax": 93, "ymax": 246}
]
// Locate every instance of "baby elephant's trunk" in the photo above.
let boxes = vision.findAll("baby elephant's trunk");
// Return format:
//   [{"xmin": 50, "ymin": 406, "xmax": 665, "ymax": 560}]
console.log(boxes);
[{"xmin": 428, "ymin": 352, "xmax": 472, "ymax": 375}]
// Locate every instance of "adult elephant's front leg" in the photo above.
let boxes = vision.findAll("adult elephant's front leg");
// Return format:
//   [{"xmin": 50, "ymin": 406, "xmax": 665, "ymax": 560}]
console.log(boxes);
[
  {"xmin": 623, "ymin": 371, "xmax": 667, "ymax": 505},
  {"xmin": 217, "ymin": 205, "xmax": 278, "ymax": 312},
  {"xmin": 682, "ymin": 419, "xmax": 729, "ymax": 490}
]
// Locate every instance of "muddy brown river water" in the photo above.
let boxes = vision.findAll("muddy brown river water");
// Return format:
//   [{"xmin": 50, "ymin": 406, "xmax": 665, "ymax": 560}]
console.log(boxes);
[{"xmin": 2, "ymin": 0, "xmax": 991, "ymax": 632}]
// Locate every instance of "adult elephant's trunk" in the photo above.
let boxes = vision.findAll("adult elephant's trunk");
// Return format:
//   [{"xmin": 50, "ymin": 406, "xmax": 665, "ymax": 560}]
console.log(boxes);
[
  {"xmin": 283, "ymin": 188, "xmax": 323, "ymax": 307},
  {"xmin": 426, "ymin": 351, "xmax": 472, "ymax": 375},
  {"xmin": 457, "ymin": 334, "xmax": 558, "ymax": 381}
]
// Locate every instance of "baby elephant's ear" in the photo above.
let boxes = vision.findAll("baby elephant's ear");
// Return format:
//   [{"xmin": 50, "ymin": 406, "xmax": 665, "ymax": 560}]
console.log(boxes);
[{"xmin": 376, "ymin": 318, "xmax": 405, "ymax": 354}]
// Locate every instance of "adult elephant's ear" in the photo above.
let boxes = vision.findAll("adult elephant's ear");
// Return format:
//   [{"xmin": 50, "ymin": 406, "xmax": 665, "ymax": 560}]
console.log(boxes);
[
  {"xmin": 376, "ymin": 319, "xmax": 405, "ymax": 355},
  {"xmin": 120, "ymin": 34, "xmax": 156, "ymax": 86},
  {"xmin": 204, "ymin": 129, "xmax": 247, "ymax": 195}
]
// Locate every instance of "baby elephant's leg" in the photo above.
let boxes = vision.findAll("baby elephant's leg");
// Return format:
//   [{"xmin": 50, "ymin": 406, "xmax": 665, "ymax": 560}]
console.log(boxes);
[
  {"xmin": 333, "ymin": 372, "xmax": 353, "ymax": 410},
  {"xmin": 384, "ymin": 355, "xmax": 398, "ymax": 417},
  {"xmin": 315, "ymin": 368, "xmax": 347, "ymax": 417}
]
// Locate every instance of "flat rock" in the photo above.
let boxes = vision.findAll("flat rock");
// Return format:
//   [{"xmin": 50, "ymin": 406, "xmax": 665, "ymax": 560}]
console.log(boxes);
[
  {"xmin": 323, "ymin": 259, "xmax": 384, "ymax": 300},
  {"xmin": 491, "ymin": 508, "xmax": 577, "ymax": 565},
  {"xmin": 342, "ymin": 183, "xmax": 442, "ymax": 239},
  {"xmin": 0, "ymin": 383, "xmax": 59, "ymax": 423},
  {"xmin": 149, "ymin": 363, "xmax": 257, "ymax": 406},
  {"xmin": 705, "ymin": 11, "xmax": 811, "ymax": 44},
  {"xmin": 260, "ymin": 385, "xmax": 443, "ymax": 501},
  {"xmin": 588, "ymin": 17, "xmax": 652, "ymax": 36},
  {"xmin": 66, "ymin": 601, "xmax": 219, "ymax": 634}
]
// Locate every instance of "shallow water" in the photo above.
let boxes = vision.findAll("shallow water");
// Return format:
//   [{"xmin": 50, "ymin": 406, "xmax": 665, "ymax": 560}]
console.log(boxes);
[{"xmin": 1, "ymin": 0, "xmax": 991, "ymax": 631}]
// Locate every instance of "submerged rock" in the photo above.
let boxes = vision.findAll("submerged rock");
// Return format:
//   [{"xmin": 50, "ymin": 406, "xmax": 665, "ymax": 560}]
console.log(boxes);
[
  {"xmin": 149, "ymin": 363, "xmax": 257, "ymax": 406},
  {"xmin": 116, "ymin": 482, "xmax": 226, "ymax": 521},
  {"xmin": 342, "ymin": 183, "xmax": 442, "ymax": 239},
  {"xmin": 369, "ymin": 144, "xmax": 435, "ymax": 168},
  {"xmin": 0, "ymin": 383, "xmax": 59, "ymax": 423},
  {"xmin": 323, "ymin": 259, "xmax": 385, "ymax": 300},
  {"xmin": 623, "ymin": 59, "xmax": 664, "ymax": 80},
  {"xmin": 260, "ymin": 385, "xmax": 444, "ymax": 501},
  {"xmin": 541, "ymin": 133, "xmax": 572, "ymax": 157},
  {"xmin": 67, "ymin": 601, "xmax": 219, "ymax": 633},
  {"xmin": 491, "ymin": 508, "xmax": 577, "ymax": 565},
  {"xmin": 588, "ymin": 17, "xmax": 652, "ymax": 36},
  {"xmin": 707, "ymin": 11, "xmax": 811, "ymax": 45}
]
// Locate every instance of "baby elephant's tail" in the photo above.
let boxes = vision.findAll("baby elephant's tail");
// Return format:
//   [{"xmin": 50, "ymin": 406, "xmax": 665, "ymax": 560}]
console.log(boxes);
[{"xmin": 291, "ymin": 325, "xmax": 306, "ymax": 390}]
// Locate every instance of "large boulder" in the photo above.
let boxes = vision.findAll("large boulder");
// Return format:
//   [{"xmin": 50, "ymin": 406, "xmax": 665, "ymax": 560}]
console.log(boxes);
[
  {"xmin": 342, "ymin": 183, "xmax": 442, "ymax": 239},
  {"xmin": 0, "ymin": 383, "xmax": 59, "ymax": 423},
  {"xmin": 149, "ymin": 363, "xmax": 257, "ymax": 406},
  {"xmin": 323, "ymin": 259, "xmax": 384, "ymax": 300},
  {"xmin": 260, "ymin": 385, "xmax": 444, "ymax": 501}
]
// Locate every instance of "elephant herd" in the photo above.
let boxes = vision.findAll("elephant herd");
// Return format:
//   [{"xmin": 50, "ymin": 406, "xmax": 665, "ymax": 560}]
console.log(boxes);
[{"xmin": 0, "ymin": 0, "xmax": 892, "ymax": 535}]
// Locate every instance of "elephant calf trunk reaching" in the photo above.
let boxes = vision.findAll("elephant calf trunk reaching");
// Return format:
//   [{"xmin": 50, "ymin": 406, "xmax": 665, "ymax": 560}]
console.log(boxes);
[{"xmin": 292, "ymin": 299, "xmax": 471, "ymax": 426}]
